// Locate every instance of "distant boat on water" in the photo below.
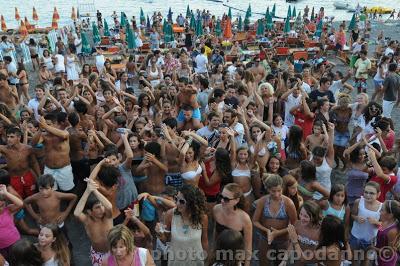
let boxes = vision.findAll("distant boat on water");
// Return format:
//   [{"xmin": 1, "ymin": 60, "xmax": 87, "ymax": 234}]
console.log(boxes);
[{"xmin": 333, "ymin": 1, "xmax": 356, "ymax": 12}]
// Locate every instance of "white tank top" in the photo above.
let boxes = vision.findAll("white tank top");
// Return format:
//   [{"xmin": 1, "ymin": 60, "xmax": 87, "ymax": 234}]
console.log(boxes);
[
  {"xmin": 351, "ymin": 197, "xmax": 382, "ymax": 241},
  {"xmin": 312, "ymin": 157, "xmax": 332, "ymax": 200}
]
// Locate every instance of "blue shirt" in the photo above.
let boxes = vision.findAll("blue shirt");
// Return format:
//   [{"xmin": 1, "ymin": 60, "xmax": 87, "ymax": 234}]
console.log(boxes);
[{"xmin": 116, "ymin": 163, "xmax": 138, "ymax": 210}]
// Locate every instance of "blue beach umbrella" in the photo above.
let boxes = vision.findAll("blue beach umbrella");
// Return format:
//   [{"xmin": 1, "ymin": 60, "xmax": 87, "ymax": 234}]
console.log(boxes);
[
  {"xmin": 237, "ymin": 16, "xmax": 243, "ymax": 31},
  {"xmin": 195, "ymin": 19, "xmax": 203, "ymax": 36},
  {"xmin": 140, "ymin": 8, "xmax": 145, "ymax": 24},
  {"xmin": 121, "ymin": 12, "xmax": 127, "ymax": 28},
  {"xmin": 190, "ymin": 15, "xmax": 196, "ymax": 29},
  {"xmin": 266, "ymin": 12, "xmax": 273, "ymax": 30},
  {"xmin": 228, "ymin": 7, "xmax": 232, "ymax": 20}
]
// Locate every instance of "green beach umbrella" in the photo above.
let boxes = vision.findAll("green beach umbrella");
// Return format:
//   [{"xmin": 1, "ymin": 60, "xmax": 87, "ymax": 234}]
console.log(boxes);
[
  {"xmin": 295, "ymin": 12, "xmax": 303, "ymax": 31},
  {"xmin": 247, "ymin": 4, "xmax": 252, "ymax": 17},
  {"xmin": 186, "ymin": 5, "xmax": 191, "ymax": 17},
  {"xmin": 104, "ymin": 19, "xmax": 110, "ymax": 36},
  {"xmin": 164, "ymin": 23, "xmax": 174, "ymax": 43},
  {"xmin": 256, "ymin": 19, "xmax": 265, "ymax": 36},
  {"xmin": 266, "ymin": 12, "xmax": 273, "ymax": 30},
  {"xmin": 195, "ymin": 19, "xmax": 203, "ymax": 36},
  {"xmin": 287, "ymin": 6, "xmax": 292, "ymax": 19},
  {"xmin": 190, "ymin": 15, "xmax": 196, "ymax": 29},
  {"xmin": 238, "ymin": 16, "xmax": 243, "ymax": 31},
  {"xmin": 126, "ymin": 24, "xmax": 136, "ymax": 49},
  {"xmin": 215, "ymin": 19, "xmax": 222, "ymax": 36},
  {"xmin": 311, "ymin": 7, "xmax": 315, "ymax": 21},
  {"xmin": 265, "ymin": 7, "xmax": 270, "ymax": 19},
  {"xmin": 272, "ymin": 4, "xmax": 276, "ymax": 17},
  {"xmin": 228, "ymin": 7, "xmax": 232, "ymax": 20},
  {"xmin": 292, "ymin": 6, "xmax": 296, "ymax": 18},
  {"xmin": 147, "ymin": 15, "xmax": 151, "ymax": 30},
  {"xmin": 121, "ymin": 12, "xmax": 127, "ymax": 28},
  {"xmin": 314, "ymin": 19, "xmax": 323, "ymax": 38},
  {"xmin": 348, "ymin": 13, "xmax": 356, "ymax": 31},
  {"xmin": 168, "ymin": 7, "xmax": 173, "ymax": 22},
  {"xmin": 81, "ymin": 32, "xmax": 91, "ymax": 54},
  {"xmin": 284, "ymin": 17, "xmax": 291, "ymax": 34},
  {"xmin": 163, "ymin": 19, "xmax": 167, "ymax": 34},
  {"xmin": 140, "ymin": 8, "xmax": 145, "ymax": 24},
  {"xmin": 92, "ymin": 22, "xmax": 101, "ymax": 44}
]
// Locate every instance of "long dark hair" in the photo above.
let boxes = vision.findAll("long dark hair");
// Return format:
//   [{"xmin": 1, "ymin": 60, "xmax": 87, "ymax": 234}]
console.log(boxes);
[
  {"xmin": 215, "ymin": 148, "xmax": 233, "ymax": 186},
  {"xmin": 287, "ymin": 125, "xmax": 303, "ymax": 154},
  {"xmin": 176, "ymin": 184, "xmax": 207, "ymax": 229},
  {"xmin": 283, "ymin": 175, "xmax": 301, "ymax": 211},
  {"xmin": 208, "ymin": 229, "xmax": 245, "ymax": 266},
  {"xmin": 9, "ymin": 239, "xmax": 44, "ymax": 266},
  {"xmin": 318, "ymin": 215, "xmax": 346, "ymax": 250},
  {"xmin": 300, "ymin": 160, "xmax": 316, "ymax": 182},
  {"xmin": 363, "ymin": 101, "xmax": 382, "ymax": 124},
  {"xmin": 384, "ymin": 200, "xmax": 400, "ymax": 251}
]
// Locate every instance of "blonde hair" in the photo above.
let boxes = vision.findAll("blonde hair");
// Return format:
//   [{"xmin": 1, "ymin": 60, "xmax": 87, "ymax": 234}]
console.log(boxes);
[
  {"xmin": 262, "ymin": 174, "xmax": 283, "ymax": 190},
  {"xmin": 258, "ymin": 82, "xmax": 274, "ymax": 96},
  {"xmin": 108, "ymin": 225, "xmax": 135, "ymax": 254}
]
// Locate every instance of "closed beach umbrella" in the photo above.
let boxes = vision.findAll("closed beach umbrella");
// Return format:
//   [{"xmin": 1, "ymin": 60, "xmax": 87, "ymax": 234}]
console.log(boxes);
[
  {"xmin": 246, "ymin": 4, "xmax": 252, "ymax": 18},
  {"xmin": 140, "ymin": 8, "xmax": 145, "ymax": 24},
  {"xmin": 266, "ymin": 12, "xmax": 273, "ymax": 30},
  {"xmin": 295, "ymin": 12, "xmax": 303, "ymax": 31},
  {"xmin": 121, "ymin": 12, "xmax": 127, "ymax": 28},
  {"xmin": 19, "ymin": 21, "xmax": 28, "ymax": 36},
  {"xmin": 224, "ymin": 17, "xmax": 232, "ymax": 39},
  {"xmin": 215, "ymin": 19, "xmax": 222, "ymax": 36},
  {"xmin": 164, "ymin": 23, "xmax": 172, "ymax": 43},
  {"xmin": 196, "ymin": 18, "xmax": 203, "ymax": 36},
  {"xmin": 348, "ymin": 13, "xmax": 356, "ymax": 31},
  {"xmin": 163, "ymin": 19, "xmax": 167, "ymax": 34},
  {"xmin": 169, "ymin": 23, "xmax": 174, "ymax": 42},
  {"xmin": 186, "ymin": 5, "xmax": 191, "ymax": 18},
  {"xmin": 311, "ymin": 7, "xmax": 315, "ymax": 21},
  {"xmin": 314, "ymin": 19, "xmax": 323, "ymax": 37},
  {"xmin": 24, "ymin": 17, "xmax": 32, "ymax": 31},
  {"xmin": 228, "ymin": 7, "xmax": 232, "ymax": 20},
  {"xmin": 168, "ymin": 7, "xmax": 173, "ymax": 22},
  {"xmin": 92, "ymin": 22, "xmax": 101, "ymax": 44},
  {"xmin": 81, "ymin": 32, "xmax": 91, "ymax": 54},
  {"xmin": 284, "ymin": 17, "xmax": 290, "ymax": 33},
  {"xmin": 51, "ymin": 17, "xmax": 58, "ymax": 29},
  {"xmin": 265, "ymin": 7, "xmax": 270, "ymax": 19},
  {"xmin": 1, "ymin": 15, "xmax": 7, "ymax": 32},
  {"xmin": 287, "ymin": 6, "xmax": 292, "ymax": 19},
  {"xmin": 256, "ymin": 19, "xmax": 265, "ymax": 36},
  {"xmin": 244, "ymin": 16, "xmax": 250, "ymax": 28},
  {"xmin": 238, "ymin": 16, "xmax": 243, "ymax": 31},
  {"xmin": 147, "ymin": 15, "xmax": 151, "ymax": 30},
  {"xmin": 71, "ymin": 7, "xmax": 77, "ymax": 21},
  {"xmin": 32, "ymin": 7, "xmax": 39, "ymax": 22},
  {"xmin": 126, "ymin": 24, "xmax": 136, "ymax": 49},
  {"xmin": 292, "ymin": 6, "xmax": 296, "ymax": 18},
  {"xmin": 272, "ymin": 4, "xmax": 276, "ymax": 17},
  {"xmin": 104, "ymin": 19, "xmax": 111, "ymax": 36},
  {"xmin": 190, "ymin": 15, "xmax": 196, "ymax": 29},
  {"xmin": 15, "ymin": 8, "xmax": 20, "ymax": 21},
  {"xmin": 53, "ymin": 7, "xmax": 60, "ymax": 21}
]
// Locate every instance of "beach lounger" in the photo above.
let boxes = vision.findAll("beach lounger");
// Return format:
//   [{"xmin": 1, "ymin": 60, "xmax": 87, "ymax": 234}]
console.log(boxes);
[{"xmin": 275, "ymin": 47, "xmax": 290, "ymax": 58}]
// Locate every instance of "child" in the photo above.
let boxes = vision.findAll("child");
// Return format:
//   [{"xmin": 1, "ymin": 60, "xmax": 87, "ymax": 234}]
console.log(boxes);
[
  {"xmin": 36, "ymin": 224, "xmax": 71, "ymax": 265},
  {"xmin": 124, "ymin": 207, "xmax": 153, "ymax": 250},
  {"xmin": 0, "ymin": 184, "xmax": 23, "ymax": 261},
  {"xmin": 350, "ymin": 181, "xmax": 382, "ymax": 266},
  {"xmin": 271, "ymin": 114, "xmax": 289, "ymax": 160},
  {"xmin": 367, "ymin": 150, "xmax": 397, "ymax": 202},
  {"xmin": 305, "ymin": 120, "xmax": 327, "ymax": 153},
  {"xmin": 24, "ymin": 174, "xmax": 77, "ymax": 230},
  {"xmin": 74, "ymin": 178, "xmax": 113, "ymax": 266},
  {"xmin": 321, "ymin": 184, "xmax": 351, "ymax": 235}
]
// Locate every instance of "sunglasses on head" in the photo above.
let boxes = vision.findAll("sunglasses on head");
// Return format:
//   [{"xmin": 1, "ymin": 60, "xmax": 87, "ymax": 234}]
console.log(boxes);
[
  {"xmin": 218, "ymin": 194, "xmax": 237, "ymax": 202},
  {"xmin": 174, "ymin": 196, "xmax": 186, "ymax": 205}
]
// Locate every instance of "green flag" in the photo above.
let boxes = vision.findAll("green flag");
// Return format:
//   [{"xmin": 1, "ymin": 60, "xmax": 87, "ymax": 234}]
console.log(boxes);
[
  {"xmin": 92, "ymin": 22, "xmax": 101, "ymax": 44},
  {"xmin": 104, "ymin": 19, "xmax": 110, "ymax": 36}
]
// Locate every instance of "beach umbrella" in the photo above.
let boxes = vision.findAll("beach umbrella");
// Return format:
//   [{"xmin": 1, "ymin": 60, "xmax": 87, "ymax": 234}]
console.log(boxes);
[
  {"xmin": 311, "ymin": 7, "xmax": 315, "ymax": 21},
  {"xmin": 215, "ymin": 19, "xmax": 222, "ymax": 36},
  {"xmin": 32, "ymin": 7, "xmax": 39, "ymax": 22},
  {"xmin": 1, "ymin": 15, "xmax": 7, "ymax": 32},
  {"xmin": 104, "ymin": 19, "xmax": 111, "ymax": 36},
  {"xmin": 266, "ymin": 12, "xmax": 273, "ymax": 30},
  {"xmin": 348, "ymin": 13, "xmax": 356, "ymax": 31},
  {"xmin": 92, "ymin": 22, "xmax": 101, "ymax": 44},
  {"xmin": 314, "ymin": 19, "xmax": 323, "ymax": 38},
  {"xmin": 146, "ymin": 15, "xmax": 151, "ymax": 30},
  {"xmin": 292, "ymin": 6, "xmax": 297, "ymax": 18},
  {"xmin": 77, "ymin": 8, "xmax": 80, "ymax": 20},
  {"xmin": 15, "ymin": 8, "xmax": 20, "ymax": 21},
  {"xmin": 244, "ymin": 16, "xmax": 250, "ymax": 28},
  {"xmin": 287, "ymin": 6, "xmax": 292, "ymax": 19},
  {"xmin": 265, "ymin": 9, "xmax": 269, "ymax": 20},
  {"xmin": 186, "ymin": 5, "xmax": 191, "ymax": 18},
  {"xmin": 140, "ymin": 8, "xmax": 145, "ymax": 24},
  {"xmin": 81, "ymin": 32, "xmax": 91, "ymax": 54},
  {"xmin": 272, "ymin": 4, "xmax": 276, "ymax": 17},
  {"xmin": 284, "ymin": 17, "xmax": 290, "ymax": 34},
  {"xmin": 295, "ymin": 12, "xmax": 303, "ymax": 31},
  {"xmin": 162, "ymin": 19, "xmax": 167, "ymax": 34},
  {"xmin": 71, "ymin": 7, "xmax": 77, "ymax": 21},
  {"xmin": 237, "ymin": 16, "xmax": 243, "ymax": 31},
  {"xmin": 167, "ymin": 7, "xmax": 173, "ymax": 22},
  {"xmin": 121, "ymin": 12, "xmax": 127, "ymax": 28},
  {"xmin": 24, "ymin": 17, "xmax": 32, "ymax": 31},
  {"xmin": 19, "ymin": 21, "xmax": 28, "ymax": 36},
  {"xmin": 223, "ymin": 17, "xmax": 232, "ymax": 39},
  {"xmin": 257, "ymin": 19, "xmax": 266, "ymax": 36},
  {"xmin": 190, "ymin": 15, "xmax": 196, "ymax": 29},
  {"xmin": 195, "ymin": 18, "xmax": 203, "ymax": 36},
  {"xmin": 53, "ymin": 7, "xmax": 60, "ymax": 21},
  {"xmin": 169, "ymin": 23, "xmax": 174, "ymax": 42},
  {"xmin": 126, "ymin": 24, "xmax": 136, "ymax": 49},
  {"xmin": 228, "ymin": 7, "xmax": 232, "ymax": 20},
  {"xmin": 51, "ymin": 17, "xmax": 58, "ymax": 29},
  {"xmin": 164, "ymin": 23, "xmax": 172, "ymax": 43},
  {"xmin": 246, "ymin": 4, "xmax": 252, "ymax": 18}
]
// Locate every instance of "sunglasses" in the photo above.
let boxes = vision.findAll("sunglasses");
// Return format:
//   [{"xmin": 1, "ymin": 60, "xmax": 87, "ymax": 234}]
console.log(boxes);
[
  {"xmin": 218, "ymin": 194, "xmax": 237, "ymax": 202},
  {"xmin": 174, "ymin": 196, "xmax": 186, "ymax": 205}
]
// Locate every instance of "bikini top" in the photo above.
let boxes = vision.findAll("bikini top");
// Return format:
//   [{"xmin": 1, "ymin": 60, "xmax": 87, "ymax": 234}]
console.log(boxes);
[
  {"xmin": 263, "ymin": 196, "xmax": 288, "ymax": 220},
  {"xmin": 215, "ymin": 220, "xmax": 243, "ymax": 236},
  {"xmin": 232, "ymin": 168, "xmax": 251, "ymax": 178},
  {"xmin": 249, "ymin": 145, "xmax": 267, "ymax": 157},
  {"xmin": 181, "ymin": 165, "xmax": 202, "ymax": 180}
]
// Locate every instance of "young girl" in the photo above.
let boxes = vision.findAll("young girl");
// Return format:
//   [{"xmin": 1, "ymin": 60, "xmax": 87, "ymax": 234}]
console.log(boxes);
[
  {"xmin": 282, "ymin": 175, "xmax": 303, "ymax": 213},
  {"xmin": 128, "ymin": 133, "xmax": 146, "ymax": 192},
  {"xmin": 0, "ymin": 184, "xmax": 23, "ymax": 261},
  {"xmin": 305, "ymin": 120, "xmax": 327, "ymax": 153},
  {"xmin": 36, "ymin": 224, "xmax": 71, "ymax": 266},
  {"xmin": 271, "ymin": 114, "xmax": 289, "ymax": 160},
  {"xmin": 321, "ymin": 184, "xmax": 351, "ymax": 234},
  {"xmin": 350, "ymin": 181, "xmax": 383, "ymax": 266},
  {"xmin": 285, "ymin": 125, "xmax": 308, "ymax": 170}
]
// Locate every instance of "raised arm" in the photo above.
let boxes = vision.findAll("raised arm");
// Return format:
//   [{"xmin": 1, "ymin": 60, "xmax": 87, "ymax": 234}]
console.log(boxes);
[{"xmin": 39, "ymin": 116, "xmax": 69, "ymax": 139}]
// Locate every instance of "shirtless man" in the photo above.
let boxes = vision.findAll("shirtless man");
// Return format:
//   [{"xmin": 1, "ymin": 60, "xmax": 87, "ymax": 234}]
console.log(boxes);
[
  {"xmin": 0, "ymin": 72, "xmax": 18, "ymax": 112},
  {"xmin": 250, "ymin": 58, "xmax": 266, "ymax": 84},
  {"xmin": 32, "ymin": 113, "xmax": 74, "ymax": 192},
  {"xmin": 0, "ymin": 127, "xmax": 40, "ymax": 199},
  {"xmin": 176, "ymin": 83, "xmax": 202, "ymax": 129},
  {"xmin": 24, "ymin": 174, "xmax": 77, "ymax": 227},
  {"xmin": 74, "ymin": 178, "xmax": 113, "ymax": 266}
]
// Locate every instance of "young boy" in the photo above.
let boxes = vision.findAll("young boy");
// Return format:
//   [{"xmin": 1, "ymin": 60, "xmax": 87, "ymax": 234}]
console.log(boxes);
[
  {"xmin": 74, "ymin": 178, "xmax": 113, "ymax": 266},
  {"xmin": 367, "ymin": 150, "xmax": 398, "ymax": 202},
  {"xmin": 24, "ymin": 174, "xmax": 77, "ymax": 229}
]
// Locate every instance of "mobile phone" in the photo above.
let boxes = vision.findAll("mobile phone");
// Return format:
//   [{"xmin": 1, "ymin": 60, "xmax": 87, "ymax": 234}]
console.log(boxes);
[{"xmin": 116, "ymin": 128, "xmax": 126, "ymax": 134}]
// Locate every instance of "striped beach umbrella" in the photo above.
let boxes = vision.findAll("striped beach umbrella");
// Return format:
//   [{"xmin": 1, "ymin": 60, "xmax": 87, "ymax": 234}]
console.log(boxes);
[
  {"xmin": 53, "ymin": 7, "xmax": 60, "ymax": 21},
  {"xmin": 104, "ymin": 19, "xmax": 110, "ymax": 36},
  {"xmin": 81, "ymin": 32, "xmax": 91, "ymax": 54},
  {"xmin": 71, "ymin": 7, "xmax": 77, "ymax": 21},
  {"xmin": 20, "ymin": 21, "xmax": 28, "ymax": 36},
  {"xmin": 237, "ymin": 16, "xmax": 243, "ymax": 31},
  {"xmin": 284, "ymin": 16, "xmax": 290, "ymax": 33},
  {"xmin": 15, "ymin": 8, "xmax": 20, "ymax": 21},
  {"xmin": 32, "ymin": 7, "xmax": 39, "ymax": 22},
  {"xmin": 186, "ymin": 5, "xmax": 191, "ymax": 18},
  {"xmin": 92, "ymin": 22, "xmax": 101, "ymax": 44},
  {"xmin": 126, "ymin": 24, "xmax": 136, "ymax": 49},
  {"xmin": 1, "ymin": 15, "xmax": 7, "ymax": 32},
  {"xmin": 228, "ymin": 7, "xmax": 232, "ymax": 20},
  {"xmin": 140, "ymin": 8, "xmax": 145, "ymax": 24}
]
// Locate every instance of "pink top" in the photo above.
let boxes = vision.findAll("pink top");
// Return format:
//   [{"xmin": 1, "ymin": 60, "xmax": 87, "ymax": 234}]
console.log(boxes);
[
  {"xmin": 0, "ymin": 207, "xmax": 20, "ymax": 248},
  {"xmin": 383, "ymin": 130, "xmax": 395, "ymax": 151},
  {"xmin": 107, "ymin": 248, "xmax": 143, "ymax": 266}
]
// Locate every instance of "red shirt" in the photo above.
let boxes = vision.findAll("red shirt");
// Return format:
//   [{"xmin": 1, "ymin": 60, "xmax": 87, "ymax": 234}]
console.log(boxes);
[
  {"xmin": 294, "ymin": 110, "xmax": 314, "ymax": 140},
  {"xmin": 198, "ymin": 160, "xmax": 220, "ymax": 197},
  {"xmin": 370, "ymin": 174, "xmax": 397, "ymax": 202}
]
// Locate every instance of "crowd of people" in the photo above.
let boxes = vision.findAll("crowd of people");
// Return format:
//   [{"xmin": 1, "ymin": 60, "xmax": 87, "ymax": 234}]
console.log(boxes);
[{"xmin": 0, "ymin": 5, "xmax": 400, "ymax": 266}]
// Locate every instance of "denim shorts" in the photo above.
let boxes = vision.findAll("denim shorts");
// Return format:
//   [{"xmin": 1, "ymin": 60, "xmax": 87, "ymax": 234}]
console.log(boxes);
[{"xmin": 349, "ymin": 234, "xmax": 373, "ymax": 251}]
